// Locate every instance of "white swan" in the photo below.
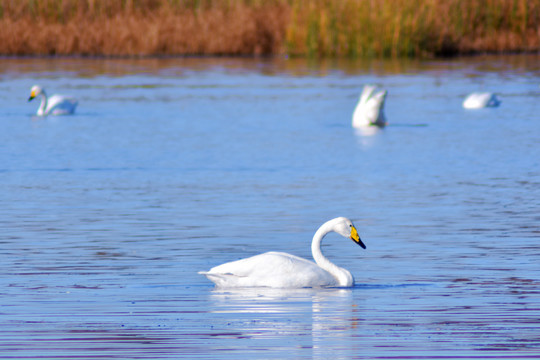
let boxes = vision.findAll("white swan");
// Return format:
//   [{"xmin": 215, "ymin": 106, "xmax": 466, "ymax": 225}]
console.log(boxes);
[
  {"xmin": 352, "ymin": 85, "xmax": 387, "ymax": 128},
  {"xmin": 199, "ymin": 217, "xmax": 366, "ymax": 288},
  {"xmin": 463, "ymin": 92, "xmax": 500, "ymax": 109},
  {"xmin": 28, "ymin": 85, "xmax": 78, "ymax": 116}
]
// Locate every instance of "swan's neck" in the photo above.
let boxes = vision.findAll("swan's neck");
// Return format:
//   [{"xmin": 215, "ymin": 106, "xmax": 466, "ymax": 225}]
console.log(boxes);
[
  {"xmin": 311, "ymin": 220, "xmax": 354, "ymax": 287},
  {"xmin": 37, "ymin": 92, "xmax": 48, "ymax": 116}
]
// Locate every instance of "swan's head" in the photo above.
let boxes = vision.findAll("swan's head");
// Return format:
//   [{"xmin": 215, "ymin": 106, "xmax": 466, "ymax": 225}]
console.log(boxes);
[
  {"xmin": 28, "ymin": 85, "xmax": 43, "ymax": 102},
  {"xmin": 332, "ymin": 217, "xmax": 366, "ymax": 249}
]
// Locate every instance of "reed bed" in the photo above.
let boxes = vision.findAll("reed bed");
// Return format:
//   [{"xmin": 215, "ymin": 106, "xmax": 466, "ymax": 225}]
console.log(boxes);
[
  {"xmin": 0, "ymin": 0, "xmax": 539, "ymax": 57},
  {"xmin": 0, "ymin": 0, "xmax": 289, "ymax": 56}
]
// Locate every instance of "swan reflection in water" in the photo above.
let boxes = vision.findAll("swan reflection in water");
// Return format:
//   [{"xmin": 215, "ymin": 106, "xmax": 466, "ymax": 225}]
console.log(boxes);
[{"xmin": 207, "ymin": 287, "xmax": 362, "ymax": 359}]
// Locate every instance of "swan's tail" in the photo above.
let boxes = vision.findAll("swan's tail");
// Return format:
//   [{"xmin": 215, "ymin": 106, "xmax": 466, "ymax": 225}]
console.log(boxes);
[
  {"xmin": 359, "ymin": 85, "xmax": 377, "ymax": 105},
  {"xmin": 199, "ymin": 271, "xmax": 245, "ymax": 288}
]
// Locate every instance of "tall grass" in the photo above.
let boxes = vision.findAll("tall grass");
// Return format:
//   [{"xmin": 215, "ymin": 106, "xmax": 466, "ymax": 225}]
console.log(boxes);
[
  {"xmin": 285, "ymin": 0, "xmax": 540, "ymax": 57},
  {"xmin": 0, "ymin": 0, "xmax": 538, "ymax": 57},
  {"xmin": 0, "ymin": 0, "xmax": 289, "ymax": 56}
]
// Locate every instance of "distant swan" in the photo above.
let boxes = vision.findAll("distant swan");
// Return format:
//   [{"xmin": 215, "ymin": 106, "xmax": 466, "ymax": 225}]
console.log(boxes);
[
  {"xmin": 463, "ymin": 92, "xmax": 500, "ymax": 109},
  {"xmin": 352, "ymin": 85, "xmax": 387, "ymax": 128},
  {"xmin": 199, "ymin": 217, "xmax": 366, "ymax": 288},
  {"xmin": 28, "ymin": 85, "xmax": 78, "ymax": 116}
]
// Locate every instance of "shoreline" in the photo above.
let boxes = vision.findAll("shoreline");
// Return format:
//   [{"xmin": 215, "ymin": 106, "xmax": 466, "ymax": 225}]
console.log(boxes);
[{"xmin": 1, "ymin": 51, "xmax": 539, "ymax": 61}]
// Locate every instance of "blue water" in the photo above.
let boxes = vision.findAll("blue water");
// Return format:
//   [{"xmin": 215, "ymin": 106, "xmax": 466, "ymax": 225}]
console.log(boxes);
[{"xmin": 1, "ymin": 56, "xmax": 539, "ymax": 359}]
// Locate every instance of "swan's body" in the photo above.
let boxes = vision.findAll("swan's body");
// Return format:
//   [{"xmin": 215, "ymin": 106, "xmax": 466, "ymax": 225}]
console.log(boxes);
[
  {"xmin": 352, "ymin": 85, "xmax": 387, "ymax": 128},
  {"xmin": 463, "ymin": 92, "xmax": 500, "ymax": 109},
  {"xmin": 28, "ymin": 85, "xmax": 78, "ymax": 116},
  {"xmin": 199, "ymin": 217, "xmax": 366, "ymax": 288},
  {"xmin": 201, "ymin": 252, "xmax": 340, "ymax": 288}
]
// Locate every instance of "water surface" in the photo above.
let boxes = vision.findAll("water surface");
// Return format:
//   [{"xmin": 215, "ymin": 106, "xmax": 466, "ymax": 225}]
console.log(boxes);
[{"xmin": 1, "ymin": 55, "xmax": 539, "ymax": 359}]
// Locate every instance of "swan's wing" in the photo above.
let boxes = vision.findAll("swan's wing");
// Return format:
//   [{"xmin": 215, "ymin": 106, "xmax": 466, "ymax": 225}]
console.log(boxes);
[
  {"xmin": 200, "ymin": 252, "xmax": 337, "ymax": 288},
  {"xmin": 46, "ymin": 95, "xmax": 78, "ymax": 115}
]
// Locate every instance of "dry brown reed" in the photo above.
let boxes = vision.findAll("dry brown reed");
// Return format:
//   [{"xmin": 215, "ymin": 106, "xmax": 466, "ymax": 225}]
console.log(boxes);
[
  {"xmin": 0, "ymin": 0, "xmax": 289, "ymax": 56},
  {"xmin": 0, "ymin": 0, "xmax": 539, "ymax": 57}
]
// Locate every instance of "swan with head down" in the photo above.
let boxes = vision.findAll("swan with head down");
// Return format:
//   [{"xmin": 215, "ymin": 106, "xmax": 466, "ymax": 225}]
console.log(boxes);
[
  {"xmin": 462, "ymin": 92, "xmax": 500, "ymax": 109},
  {"xmin": 352, "ymin": 85, "xmax": 387, "ymax": 128},
  {"xmin": 28, "ymin": 85, "xmax": 78, "ymax": 116},
  {"xmin": 199, "ymin": 217, "xmax": 366, "ymax": 288}
]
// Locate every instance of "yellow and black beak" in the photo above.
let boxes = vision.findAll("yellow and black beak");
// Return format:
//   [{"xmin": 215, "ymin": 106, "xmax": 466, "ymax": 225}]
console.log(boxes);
[
  {"xmin": 350, "ymin": 226, "xmax": 366, "ymax": 249},
  {"xmin": 28, "ymin": 91, "xmax": 36, "ymax": 102}
]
